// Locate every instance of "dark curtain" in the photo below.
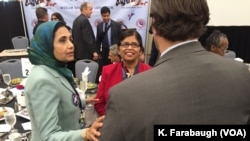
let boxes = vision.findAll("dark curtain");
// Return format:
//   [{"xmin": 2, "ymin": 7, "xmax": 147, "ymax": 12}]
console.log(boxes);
[
  {"xmin": 0, "ymin": 1, "xmax": 26, "ymax": 52},
  {"xmin": 199, "ymin": 26, "xmax": 250, "ymax": 63}
]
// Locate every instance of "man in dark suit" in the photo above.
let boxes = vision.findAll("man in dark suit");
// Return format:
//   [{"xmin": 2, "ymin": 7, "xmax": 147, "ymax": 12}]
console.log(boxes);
[
  {"xmin": 148, "ymin": 25, "xmax": 159, "ymax": 66},
  {"xmin": 100, "ymin": 0, "xmax": 250, "ymax": 141},
  {"xmin": 96, "ymin": 6, "xmax": 122, "ymax": 66},
  {"xmin": 33, "ymin": 7, "xmax": 48, "ymax": 35},
  {"xmin": 72, "ymin": 2, "xmax": 98, "ymax": 61}
]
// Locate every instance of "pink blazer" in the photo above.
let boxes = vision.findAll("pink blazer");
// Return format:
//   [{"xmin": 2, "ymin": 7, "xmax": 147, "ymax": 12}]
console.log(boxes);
[{"xmin": 94, "ymin": 62, "xmax": 151, "ymax": 116}]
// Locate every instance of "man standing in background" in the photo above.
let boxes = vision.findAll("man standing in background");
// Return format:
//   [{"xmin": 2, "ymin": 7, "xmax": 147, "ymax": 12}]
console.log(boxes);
[
  {"xmin": 72, "ymin": 2, "xmax": 98, "ymax": 61},
  {"xmin": 33, "ymin": 7, "xmax": 48, "ymax": 35},
  {"xmin": 148, "ymin": 25, "xmax": 159, "ymax": 66},
  {"xmin": 96, "ymin": 6, "xmax": 122, "ymax": 66},
  {"xmin": 205, "ymin": 30, "xmax": 229, "ymax": 56}
]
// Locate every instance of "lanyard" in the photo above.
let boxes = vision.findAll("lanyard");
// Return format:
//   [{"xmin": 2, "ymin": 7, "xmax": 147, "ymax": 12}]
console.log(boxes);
[
  {"xmin": 71, "ymin": 84, "xmax": 85, "ymax": 125},
  {"xmin": 71, "ymin": 84, "xmax": 83, "ymax": 110},
  {"xmin": 121, "ymin": 61, "xmax": 139, "ymax": 80}
]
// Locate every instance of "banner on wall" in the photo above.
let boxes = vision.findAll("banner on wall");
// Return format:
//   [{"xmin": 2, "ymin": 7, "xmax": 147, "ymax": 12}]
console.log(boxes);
[{"xmin": 22, "ymin": 0, "xmax": 150, "ymax": 47}]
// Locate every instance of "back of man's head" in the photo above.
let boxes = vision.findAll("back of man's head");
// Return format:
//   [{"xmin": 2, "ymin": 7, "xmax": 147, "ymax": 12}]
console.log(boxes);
[
  {"xmin": 150, "ymin": 0, "xmax": 209, "ymax": 41},
  {"xmin": 36, "ymin": 7, "xmax": 48, "ymax": 21}
]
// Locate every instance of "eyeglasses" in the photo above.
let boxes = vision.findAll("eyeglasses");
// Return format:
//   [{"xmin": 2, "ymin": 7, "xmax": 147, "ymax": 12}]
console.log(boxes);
[
  {"xmin": 218, "ymin": 46, "xmax": 228, "ymax": 52},
  {"xmin": 120, "ymin": 42, "xmax": 140, "ymax": 48}
]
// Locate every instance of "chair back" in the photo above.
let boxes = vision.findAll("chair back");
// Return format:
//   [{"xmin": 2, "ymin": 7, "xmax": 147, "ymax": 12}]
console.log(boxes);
[
  {"xmin": 0, "ymin": 59, "xmax": 23, "ymax": 78},
  {"xmin": 75, "ymin": 59, "xmax": 99, "ymax": 83},
  {"xmin": 224, "ymin": 50, "xmax": 236, "ymax": 59},
  {"xmin": 12, "ymin": 36, "xmax": 29, "ymax": 49}
]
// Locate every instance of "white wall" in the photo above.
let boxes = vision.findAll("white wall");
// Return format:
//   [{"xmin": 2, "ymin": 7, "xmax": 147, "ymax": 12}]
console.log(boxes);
[
  {"xmin": 207, "ymin": 0, "xmax": 250, "ymax": 26},
  {"xmin": 145, "ymin": 0, "xmax": 250, "ymax": 63}
]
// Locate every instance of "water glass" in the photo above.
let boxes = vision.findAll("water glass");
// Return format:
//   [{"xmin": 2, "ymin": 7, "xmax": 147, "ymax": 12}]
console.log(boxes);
[
  {"xmin": 3, "ymin": 73, "xmax": 11, "ymax": 84},
  {"xmin": 2, "ymin": 74, "xmax": 11, "ymax": 88},
  {"xmin": 4, "ymin": 109, "xmax": 17, "ymax": 133},
  {"xmin": 8, "ymin": 132, "xmax": 22, "ymax": 141}
]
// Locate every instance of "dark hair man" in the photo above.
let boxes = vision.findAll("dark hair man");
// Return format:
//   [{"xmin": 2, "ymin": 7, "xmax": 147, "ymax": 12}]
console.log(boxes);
[
  {"xmin": 33, "ymin": 7, "xmax": 48, "ymax": 35},
  {"xmin": 96, "ymin": 6, "xmax": 122, "ymax": 66}
]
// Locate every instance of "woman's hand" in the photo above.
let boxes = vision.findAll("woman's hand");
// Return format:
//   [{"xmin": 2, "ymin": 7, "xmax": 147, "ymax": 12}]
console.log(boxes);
[
  {"xmin": 83, "ymin": 115, "xmax": 105, "ymax": 141},
  {"xmin": 86, "ymin": 98, "xmax": 99, "ymax": 104}
]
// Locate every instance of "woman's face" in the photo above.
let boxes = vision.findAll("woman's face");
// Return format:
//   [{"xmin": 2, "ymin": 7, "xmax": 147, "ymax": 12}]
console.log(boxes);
[
  {"xmin": 118, "ymin": 35, "xmax": 142, "ymax": 62},
  {"xmin": 53, "ymin": 26, "xmax": 74, "ymax": 62},
  {"xmin": 51, "ymin": 15, "xmax": 59, "ymax": 21}
]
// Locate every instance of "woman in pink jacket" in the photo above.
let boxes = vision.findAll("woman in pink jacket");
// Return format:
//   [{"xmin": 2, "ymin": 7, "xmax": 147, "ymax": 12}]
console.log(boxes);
[{"xmin": 95, "ymin": 29, "xmax": 151, "ymax": 116}]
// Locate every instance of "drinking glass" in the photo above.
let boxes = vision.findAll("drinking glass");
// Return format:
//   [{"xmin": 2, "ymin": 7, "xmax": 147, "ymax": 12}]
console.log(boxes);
[
  {"xmin": 81, "ymin": 74, "xmax": 88, "ymax": 96},
  {"xmin": 4, "ymin": 109, "xmax": 17, "ymax": 133},
  {"xmin": 2, "ymin": 73, "xmax": 11, "ymax": 90},
  {"xmin": 8, "ymin": 132, "xmax": 22, "ymax": 141},
  {"xmin": 80, "ymin": 80, "xmax": 93, "ymax": 106}
]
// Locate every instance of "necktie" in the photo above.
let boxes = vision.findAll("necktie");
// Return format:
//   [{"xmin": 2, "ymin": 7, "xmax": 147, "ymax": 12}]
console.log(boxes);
[
  {"xmin": 105, "ymin": 23, "xmax": 108, "ymax": 32},
  {"xmin": 103, "ymin": 23, "xmax": 109, "ymax": 48}
]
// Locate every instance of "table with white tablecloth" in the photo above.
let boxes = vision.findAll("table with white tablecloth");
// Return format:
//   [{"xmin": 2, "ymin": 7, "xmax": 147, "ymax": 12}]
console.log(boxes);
[{"xmin": 0, "ymin": 82, "xmax": 31, "ymax": 140}]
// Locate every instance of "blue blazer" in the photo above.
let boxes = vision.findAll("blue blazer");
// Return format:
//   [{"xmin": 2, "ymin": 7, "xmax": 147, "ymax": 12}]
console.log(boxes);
[{"xmin": 25, "ymin": 65, "xmax": 86, "ymax": 141}]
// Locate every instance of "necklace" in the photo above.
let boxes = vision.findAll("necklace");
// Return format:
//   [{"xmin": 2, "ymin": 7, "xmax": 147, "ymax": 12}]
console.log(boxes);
[{"xmin": 121, "ymin": 61, "xmax": 139, "ymax": 80}]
